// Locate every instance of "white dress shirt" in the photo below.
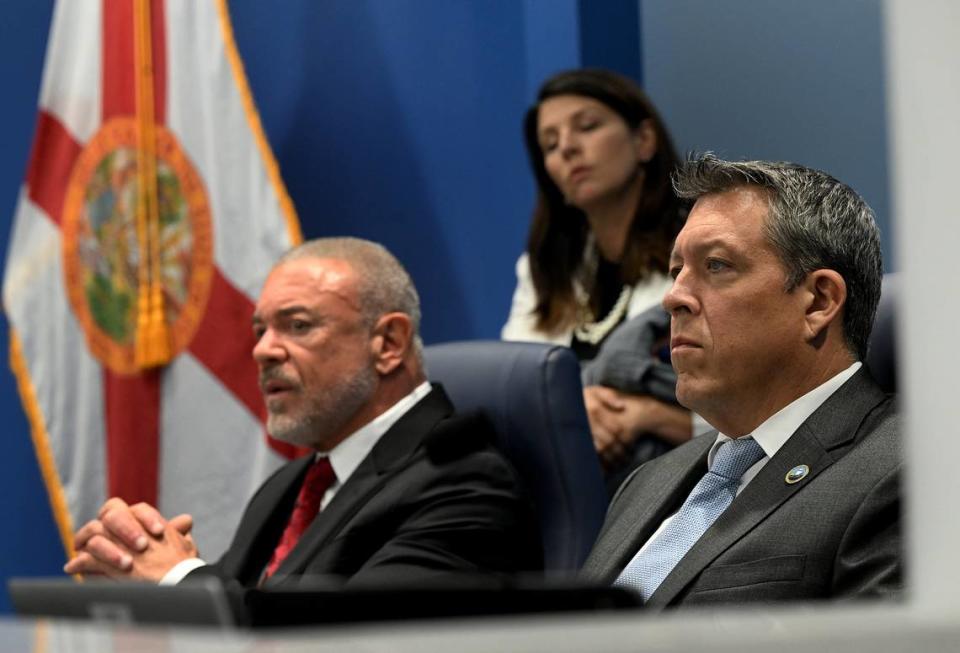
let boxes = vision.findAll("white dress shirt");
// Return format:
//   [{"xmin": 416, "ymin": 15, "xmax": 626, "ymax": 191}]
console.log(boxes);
[
  {"xmin": 160, "ymin": 381, "xmax": 433, "ymax": 585},
  {"xmin": 631, "ymin": 362, "xmax": 862, "ymax": 558}
]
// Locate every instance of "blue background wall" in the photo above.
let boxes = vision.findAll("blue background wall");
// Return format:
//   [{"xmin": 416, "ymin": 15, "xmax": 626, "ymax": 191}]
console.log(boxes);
[
  {"xmin": 641, "ymin": 0, "xmax": 893, "ymax": 266},
  {"xmin": 0, "ymin": 0, "xmax": 890, "ymax": 612},
  {"xmin": 0, "ymin": 1, "xmax": 63, "ymax": 613}
]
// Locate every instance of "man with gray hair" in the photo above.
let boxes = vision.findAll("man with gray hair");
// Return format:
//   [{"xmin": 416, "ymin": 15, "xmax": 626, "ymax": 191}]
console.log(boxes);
[
  {"xmin": 582, "ymin": 154, "xmax": 900, "ymax": 607},
  {"xmin": 65, "ymin": 237, "xmax": 542, "ymax": 588}
]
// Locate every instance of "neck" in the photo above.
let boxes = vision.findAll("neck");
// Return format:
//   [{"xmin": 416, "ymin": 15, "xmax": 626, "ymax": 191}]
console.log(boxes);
[
  {"xmin": 707, "ymin": 348, "xmax": 856, "ymax": 437},
  {"xmin": 583, "ymin": 175, "xmax": 643, "ymax": 262},
  {"xmin": 316, "ymin": 363, "xmax": 425, "ymax": 452},
  {"xmin": 368, "ymin": 366, "xmax": 425, "ymax": 418}
]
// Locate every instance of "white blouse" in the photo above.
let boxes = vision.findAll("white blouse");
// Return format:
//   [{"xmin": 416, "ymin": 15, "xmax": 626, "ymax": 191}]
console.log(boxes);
[{"xmin": 500, "ymin": 253, "xmax": 672, "ymax": 346}]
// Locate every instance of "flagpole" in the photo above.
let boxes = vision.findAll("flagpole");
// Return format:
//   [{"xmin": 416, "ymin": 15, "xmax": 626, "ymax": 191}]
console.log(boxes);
[{"xmin": 134, "ymin": 0, "xmax": 170, "ymax": 369}]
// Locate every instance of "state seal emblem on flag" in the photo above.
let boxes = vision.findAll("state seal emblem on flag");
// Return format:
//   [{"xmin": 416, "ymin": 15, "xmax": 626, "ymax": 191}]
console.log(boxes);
[
  {"xmin": 4, "ymin": 0, "xmax": 303, "ymax": 561},
  {"xmin": 62, "ymin": 118, "xmax": 214, "ymax": 374}
]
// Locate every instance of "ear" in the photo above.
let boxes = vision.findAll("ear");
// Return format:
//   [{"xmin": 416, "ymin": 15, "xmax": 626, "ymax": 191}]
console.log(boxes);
[
  {"xmin": 633, "ymin": 119, "xmax": 657, "ymax": 163},
  {"xmin": 802, "ymin": 269, "xmax": 846, "ymax": 343},
  {"xmin": 370, "ymin": 312, "xmax": 414, "ymax": 375}
]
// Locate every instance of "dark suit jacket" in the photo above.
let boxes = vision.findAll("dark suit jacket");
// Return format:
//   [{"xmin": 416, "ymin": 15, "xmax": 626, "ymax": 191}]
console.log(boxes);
[
  {"xmin": 581, "ymin": 369, "xmax": 901, "ymax": 608},
  {"xmin": 188, "ymin": 386, "xmax": 542, "ymax": 589}
]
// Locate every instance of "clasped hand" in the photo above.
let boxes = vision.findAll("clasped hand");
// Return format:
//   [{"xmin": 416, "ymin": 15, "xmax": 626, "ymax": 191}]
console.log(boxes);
[
  {"xmin": 63, "ymin": 497, "xmax": 197, "ymax": 582},
  {"xmin": 584, "ymin": 386, "xmax": 692, "ymax": 471}
]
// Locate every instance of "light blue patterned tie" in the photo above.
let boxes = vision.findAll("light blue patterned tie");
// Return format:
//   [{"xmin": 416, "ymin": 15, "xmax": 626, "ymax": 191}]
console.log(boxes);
[{"xmin": 614, "ymin": 437, "xmax": 765, "ymax": 601}]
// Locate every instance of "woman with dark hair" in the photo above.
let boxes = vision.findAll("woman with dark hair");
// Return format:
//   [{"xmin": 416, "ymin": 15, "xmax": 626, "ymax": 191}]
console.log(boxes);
[{"xmin": 502, "ymin": 68, "xmax": 700, "ymax": 481}]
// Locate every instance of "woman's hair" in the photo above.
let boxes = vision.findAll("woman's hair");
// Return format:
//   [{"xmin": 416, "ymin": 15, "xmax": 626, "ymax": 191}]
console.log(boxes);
[{"xmin": 522, "ymin": 68, "xmax": 684, "ymax": 333}]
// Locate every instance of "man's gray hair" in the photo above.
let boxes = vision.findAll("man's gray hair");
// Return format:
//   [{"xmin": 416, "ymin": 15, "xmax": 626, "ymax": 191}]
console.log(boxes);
[
  {"xmin": 673, "ymin": 153, "xmax": 882, "ymax": 360},
  {"xmin": 277, "ymin": 237, "xmax": 423, "ymax": 361}
]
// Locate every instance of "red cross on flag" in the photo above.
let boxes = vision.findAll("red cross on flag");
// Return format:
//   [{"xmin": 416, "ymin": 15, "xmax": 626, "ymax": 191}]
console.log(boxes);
[{"xmin": 2, "ymin": 0, "xmax": 303, "ymax": 561}]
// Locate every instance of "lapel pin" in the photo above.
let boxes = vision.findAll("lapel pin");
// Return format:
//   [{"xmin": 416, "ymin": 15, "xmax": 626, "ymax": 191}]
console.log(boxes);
[{"xmin": 785, "ymin": 464, "xmax": 810, "ymax": 484}]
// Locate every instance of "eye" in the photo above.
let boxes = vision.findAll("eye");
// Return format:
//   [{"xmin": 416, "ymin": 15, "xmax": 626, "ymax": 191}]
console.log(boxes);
[
  {"xmin": 578, "ymin": 119, "xmax": 599, "ymax": 132},
  {"xmin": 540, "ymin": 138, "xmax": 558, "ymax": 154},
  {"xmin": 705, "ymin": 258, "xmax": 731, "ymax": 273},
  {"xmin": 290, "ymin": 319, "xmax": 310, "ymax": 333},
  {"xmin": 669, "ymin": 264, "xmax": 683, "ymax": 280},
  {"xmin": 252, "ymin": 324, "xmax": 265, "ymax": 340}
]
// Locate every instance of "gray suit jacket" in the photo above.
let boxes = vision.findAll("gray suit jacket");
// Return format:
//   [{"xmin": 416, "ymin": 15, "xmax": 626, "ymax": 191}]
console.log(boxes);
[{"xmin": 581, "ymin": 368, "xmax": 901, "ymax": 608}]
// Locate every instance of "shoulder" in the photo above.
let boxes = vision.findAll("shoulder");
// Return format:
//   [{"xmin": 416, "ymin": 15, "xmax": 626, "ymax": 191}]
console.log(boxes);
[
  {"xmin": 515, "ymin": 252, "xmax": 531, "ymax": 277},
  {"xmin": 842, "ymin": 393, "xmax": 900, "ymax": 474},
  {"xmin": 502, "ymin": 253, "xmax": 571, "ymax": 344},
  {"xmin": 377, "ymin": 410, "xmax": 531, "ymax": 521},
  {"xmin": 820, "ymin": 372, "xmax": 900, "ymax": 468},
  {"xmin": 423, "ymin": 410, "xmax": 506, "ymax": 468},
  {"xmin": 403, "ymin": 409, "xmax": 525, "ymax": 495}
]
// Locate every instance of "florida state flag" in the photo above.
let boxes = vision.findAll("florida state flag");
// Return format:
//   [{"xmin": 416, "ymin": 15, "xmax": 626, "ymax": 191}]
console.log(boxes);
[{"xmin": 2, "ymin": 0, "xmax": 302, "ymax": 560}]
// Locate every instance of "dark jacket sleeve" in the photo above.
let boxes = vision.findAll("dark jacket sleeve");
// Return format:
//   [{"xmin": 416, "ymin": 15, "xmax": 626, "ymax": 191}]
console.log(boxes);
[{"xmin": 581, "ymin": 305, "xmax": 678, "ymax": 404}]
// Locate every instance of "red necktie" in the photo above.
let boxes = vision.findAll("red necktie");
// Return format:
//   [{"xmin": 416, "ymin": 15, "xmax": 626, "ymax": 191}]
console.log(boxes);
[{"xmin": 263, "ymin": 456, "xmax": 336, "ymax": 579}]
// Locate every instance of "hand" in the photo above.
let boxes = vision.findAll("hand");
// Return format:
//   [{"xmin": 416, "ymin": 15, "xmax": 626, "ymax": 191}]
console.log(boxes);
[
  {"xmin": 617, "ymin": 394, "xmax": 694, "ymax": 447},
  {"xmin": 584, "ymin": 387, "xmax": 695, "ymax": 470},
  {"xmin": 583, "ymin": 386, "xmax": 630, "ymax": 470},
  {"xmin": 64, "ymin": 497, "xmax": 196, "ymax": 581}
]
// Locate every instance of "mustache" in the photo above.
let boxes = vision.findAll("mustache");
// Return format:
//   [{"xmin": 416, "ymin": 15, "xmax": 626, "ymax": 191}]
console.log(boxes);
[{"xmin": 259, "ymin": 367, "xmax": 298, "ymax": 389}]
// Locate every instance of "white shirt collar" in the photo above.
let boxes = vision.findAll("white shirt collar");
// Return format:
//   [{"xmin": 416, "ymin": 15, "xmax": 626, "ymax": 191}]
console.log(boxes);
[
  {"xmin": 321, "ymin": 381, "xmax": 432, "ymax": 487},
  {"xmin": 709, "ymin": 361, "xmax": 862, "ymax": 466}
]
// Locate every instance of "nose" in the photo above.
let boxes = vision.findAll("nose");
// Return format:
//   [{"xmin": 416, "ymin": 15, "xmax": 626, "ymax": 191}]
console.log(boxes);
[
  {"xmin": 558, "ymin": 128, "xmax": 580, "ymax": 159},
  {"xmin": 662, "ymin": 269, "xmax": 699, "ymax": 316},
  {"xmin": 252, "ymin": 327, "xmax": 287, "ymax": 366}
]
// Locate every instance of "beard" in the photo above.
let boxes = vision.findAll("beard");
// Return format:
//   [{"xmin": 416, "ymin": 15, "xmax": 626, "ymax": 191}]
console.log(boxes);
[{"xmin": 264, "ymin": 362, "xmax": 378, "ymax": 450}]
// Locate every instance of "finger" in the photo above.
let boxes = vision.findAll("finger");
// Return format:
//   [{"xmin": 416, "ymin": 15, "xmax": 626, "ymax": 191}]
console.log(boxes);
[
  {"xmin": 592, "ymin": 424, "xmax": 625, "ymax": 463},
  {"xmin": 589, "ymin": 404, "xmax": 624, "ymax": 441},
  {"xmin": 604, "ymin": 437, "xmax": 626, "ymax": 465},
  {"xmin": 168, "ymin": 513, "xmax": 194, "ymax": 536},
  {"xmin": 85, "ymin": 534, "xmax": 134, "ymax": 571},
  {"xmin": 592, "ymin": 416, "xmax": 628, "ymax": 462},
  {"xmin": 63, "ymin": 551, "xmax": 116, "ymax": 577},
  {"xmin": 68, "ymin": 537, "xmax": 133, "ymax": 574},
  {"xmin": 612, "ymin": 411, "xmax": 642, "ymax": 445},
  {"xmin": 100, "ymin": 504, "xmax": 151, "ymax": 552},
  {"xmin": 593, "ymin": 386, "xmax": 626, "ymax": 411},
  {"xmin": 74, "ymin": 519, "xmax": 107, "ymax": 551},
  {"xmin": 584, "ymin": 386, "xmax": 619, "ymax": 413},
  {"xmin": 598, "ymin": 443, "xmax": 626, "ymax": 471},
  {"xmin": 598, "ymin": 436, "xmax": 627, "ymax": 469},
  {"xmin": 64, "ymin": 551, "xmax": 104, "ymax": 576},
  {"xmin": 131, "ymin": 502, "xmax": 169, "ymax": 537},
  {"xmin": 611, "ymin": 395, "xmax": 657, "ymax": 444},
  {"xmin": 592, "ymin": 427, "xmax": 613, "ymax": 453},
  {"xmin": 97, "ymin": 497, "xmax": 131, "ymax": 520}
]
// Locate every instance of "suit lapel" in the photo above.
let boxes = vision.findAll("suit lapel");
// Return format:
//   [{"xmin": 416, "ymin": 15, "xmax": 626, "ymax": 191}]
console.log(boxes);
[
  {"xmin": 647, "ymin": 369, "xmax": 888, "ymax": 607},
  {"xmin": 265, "ymin": 386, "xmax": 454, "ymax": 584},
  {"xmin": 227, "ymin": 455, "xmax": 313, "ymax": 584},
  {"xmin": 585, "ymin": 435, "xmax": 713, "ymax": 583}
]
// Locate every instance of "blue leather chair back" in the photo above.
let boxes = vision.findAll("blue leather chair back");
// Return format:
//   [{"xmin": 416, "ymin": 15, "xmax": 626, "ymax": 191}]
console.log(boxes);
[
  {"xmin": 423, "ymin": 341, "xmax": 608, "ymax": 574},
  {"xmin": 866, "ymin": 273, "xmax": 897, "ymax": 393}
]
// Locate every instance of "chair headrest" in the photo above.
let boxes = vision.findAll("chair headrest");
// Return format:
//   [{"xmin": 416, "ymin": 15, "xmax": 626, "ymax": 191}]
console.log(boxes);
[
  {"xmin": 424, "ymin": 340, "xmax": 607, "ymax": 573},
  {"xmin": 866, "ymin": 273, "xmax": 897, "ymax": 393}
]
